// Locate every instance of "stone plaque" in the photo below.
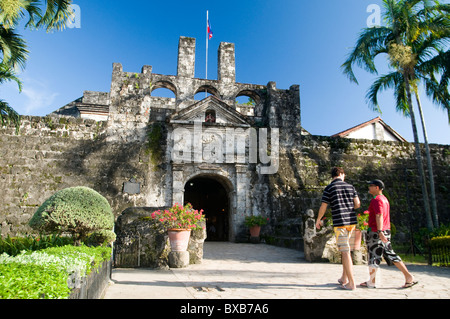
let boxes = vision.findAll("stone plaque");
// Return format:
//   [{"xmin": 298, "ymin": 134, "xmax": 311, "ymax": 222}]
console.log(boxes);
[{"xmin": 123, "ymin": 179, "xmax": 140, "ymax": 194}]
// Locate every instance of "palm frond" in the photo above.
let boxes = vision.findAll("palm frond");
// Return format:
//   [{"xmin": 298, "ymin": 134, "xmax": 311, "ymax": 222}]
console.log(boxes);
[
  {"xmin": 37, "ymin": 0, "xmax": 74, "ymax": 32},
  {"xmin": 365, "ymin": 71, "xmax": 408, "ymax": 115},
  {"xmin": 0, "ymin": 25, "xmax": 28, "ymax": 70},
  {"xmin": 0, "ymin": 99, "xmax": 20, "ymax": 132},
  {"xmin": 341, "ymin": 26, "xmax": 392, "ymax": 84},
  {"xmin": 0, "ymin": 62, "xmax": 22, "ymax": 91}
]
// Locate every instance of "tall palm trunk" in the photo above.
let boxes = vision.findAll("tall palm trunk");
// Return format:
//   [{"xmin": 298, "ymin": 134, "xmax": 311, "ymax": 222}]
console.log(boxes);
[
  {"xmin": 404, "ymin": 75, "xmax": 434, "ymax": 231},
  {"xmin": 414, "ymin": 90, "xmax": 439, "ymax": 228}
]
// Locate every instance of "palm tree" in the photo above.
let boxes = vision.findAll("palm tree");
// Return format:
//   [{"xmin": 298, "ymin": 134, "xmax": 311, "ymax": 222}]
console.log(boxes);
[
  {"xmin": 0, "ymin": 99, "xmax": 20, "ymax": 131},
  {"xmin": 0, "ymin": 0, "xmax": 74, "ymax": 32},
  {"xmin": 342, "ymin": 0, "xmax": 450, "ymax": 231},
  {"xmin": 0, "ymin": 0, "xmax": 75, "ymax": 126}
]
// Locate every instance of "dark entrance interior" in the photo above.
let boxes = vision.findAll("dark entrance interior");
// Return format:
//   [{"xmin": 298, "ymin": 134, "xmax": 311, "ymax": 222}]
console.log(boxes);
[{"xmin": 184, "ymin": 176, "xmax": 229, "ymax": 241}]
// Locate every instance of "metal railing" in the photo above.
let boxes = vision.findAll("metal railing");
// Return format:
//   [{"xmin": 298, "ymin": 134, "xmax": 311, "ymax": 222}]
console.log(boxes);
[{"xmin": 428, "ymin": 237, "xmax": 450, "ymax": 267}]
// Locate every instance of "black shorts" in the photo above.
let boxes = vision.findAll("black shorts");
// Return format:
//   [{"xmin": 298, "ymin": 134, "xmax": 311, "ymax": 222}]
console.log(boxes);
[{"xmin": 366, "ymin": 230, "xmax": 402, "ymax": 267}]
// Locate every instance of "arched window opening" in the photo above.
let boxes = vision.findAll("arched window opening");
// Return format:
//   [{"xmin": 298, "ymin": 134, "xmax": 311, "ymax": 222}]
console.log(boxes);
[
  {"xmin": 151, "ymin": 80, "xmax": 177, "ymax": 98},
  {"xmin": 151, "ymin": 87, "xmax": 176, "ymax": 98},
  {"xmin": 235, "ymin": 95, "xmax": 256, "ymax": 116},
  {"xmin": 194, "ymin": 85, "xmax": 219, "ymax": 100},
  {"xmin": 205, "ymin": 109, "xmax": 216, "ymax": 123}
]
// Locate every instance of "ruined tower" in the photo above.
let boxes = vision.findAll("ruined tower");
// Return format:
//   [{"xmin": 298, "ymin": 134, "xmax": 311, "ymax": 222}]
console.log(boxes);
[{"xmin": 53, "ymin": 36, "xmax": 302, "ymax": 241}]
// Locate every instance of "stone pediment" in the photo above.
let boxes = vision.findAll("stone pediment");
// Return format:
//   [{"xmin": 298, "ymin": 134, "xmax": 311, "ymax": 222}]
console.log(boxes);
[{"xmin": 169, "ymin": 96, "xmax": 251, "ymax": 128}]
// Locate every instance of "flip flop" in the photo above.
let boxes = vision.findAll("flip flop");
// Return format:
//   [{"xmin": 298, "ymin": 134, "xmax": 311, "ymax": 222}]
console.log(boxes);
[
  {"xmin": 338, "ymin": 279, "xmax": 347, "ymax": 285},
  {"xmin": 402, "ymin": 281, "xmax": 418, "ymax": 289},
  {"xmin": 360, "ymin": 281, "xmax": 376, "ymax": 289}
]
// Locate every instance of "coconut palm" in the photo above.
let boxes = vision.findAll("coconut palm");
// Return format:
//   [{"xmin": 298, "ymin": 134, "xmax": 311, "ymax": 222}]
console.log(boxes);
[
  {"xmin": 0, "ymin": 0, "xmax": 74, "ymax": 126},
  {"xmin": 0, "ymin": 0, "xmax": 74, "ymax": 32},
  {"xmin": 342, "ymin": 0, "xmax": 450, "ymax": 230},
  {"xmin": 0, "ymin": 99, "xmax": 20, "ymax": 131}
]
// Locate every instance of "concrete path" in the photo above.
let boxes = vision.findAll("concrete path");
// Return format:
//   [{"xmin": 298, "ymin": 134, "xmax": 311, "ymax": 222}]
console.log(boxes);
[{"xmin": 103, "ymin": 242, "xmax": 450, "ymax": 299}]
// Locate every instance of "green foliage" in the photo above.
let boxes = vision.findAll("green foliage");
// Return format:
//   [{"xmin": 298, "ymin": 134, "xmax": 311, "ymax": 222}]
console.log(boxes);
[
  {"xmin": 151, "ymin": 203, "xmax": 205, "ymax": 230},
  {"xmin": 357, "ymin": 211, "xmax": 369, "ymax": 231},
  {"xmin": 84, "ymin": 229, "xmax": 117, "ymax": 246},
  {"xmin": 0, "ymin": 263, "xmax": 71, "ymax": 299},
  {"xmin": 1, "ymin": 1, "xmax": 76, "ymax": 128},
  {"xmin": 29, "ymin": 187, "xmax": 114, "ymax": 244},
  {"xmin": 430, "ymin": 223, "xmax": 450, "ymax": 238},
  {"xmin": 244, "ymin": 215, "xmax": 269, "ymax": 227},
  {"xmin": 0, "ymin": 244, "xmax": 111, "ymax": 299},
  {"xmin": 146, "ymin": 122, "xmax": 163, "ymax": 167},
  {"xmin": 0, "ymin": 99, "xmax": 20, "ymax": 132},
  {"xmin": 430, "ymin": 236, "xmax": 450, "ymax": 248},
  {"xmin": 429, "ymin": 235, "xmax": 450, "ymax": 267},
  {"xmin": 0, "ymin": 234, "xmax": 73, "ymax": 256}
]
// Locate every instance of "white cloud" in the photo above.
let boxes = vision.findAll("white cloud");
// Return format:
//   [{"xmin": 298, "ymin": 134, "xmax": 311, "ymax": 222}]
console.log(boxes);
[{"xmin": 21, "ymin": 78, "xmax": 59, "ymax": 115}]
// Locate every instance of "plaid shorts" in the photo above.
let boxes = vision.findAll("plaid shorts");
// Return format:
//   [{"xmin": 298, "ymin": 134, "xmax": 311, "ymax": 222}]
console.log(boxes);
[
  {"xmin": 334, "ymin": 225, "xmax": 356, "ymax": 252},
  {"xmin": 366, "ymin": 230, "xmax": 402, "ymax": 267}
]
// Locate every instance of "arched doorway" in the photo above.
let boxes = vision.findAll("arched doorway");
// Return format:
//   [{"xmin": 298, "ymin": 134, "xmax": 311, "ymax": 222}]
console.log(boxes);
[{"xmin": 184, "ymin": 176, "xmax": 229, "ymax": 241}]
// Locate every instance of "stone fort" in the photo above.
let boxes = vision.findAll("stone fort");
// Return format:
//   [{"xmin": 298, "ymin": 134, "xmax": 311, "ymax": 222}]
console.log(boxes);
[{"xmin": 1, "ymin": 37, "xmax": 449, "ymax": 261}]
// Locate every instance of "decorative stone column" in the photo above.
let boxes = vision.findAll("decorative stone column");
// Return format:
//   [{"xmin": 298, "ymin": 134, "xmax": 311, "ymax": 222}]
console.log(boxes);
[
  {"xmin": 233, "ymin": 164, "xmax": 248, "ymax": 241},
  {"xmin": 172, "ymin": 164, "xmax": 185, "ymax": 205}
]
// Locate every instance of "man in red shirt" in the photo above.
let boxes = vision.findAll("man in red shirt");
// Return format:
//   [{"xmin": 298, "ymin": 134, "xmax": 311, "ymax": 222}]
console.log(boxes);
[{"xmin": 360, "ymin": 179, "xmax": 417, "ymax": 289}]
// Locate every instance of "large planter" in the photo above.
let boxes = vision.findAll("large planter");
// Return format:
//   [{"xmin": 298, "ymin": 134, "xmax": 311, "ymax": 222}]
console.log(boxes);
[
  {"xmin": 249, "ymin": 225, "xmax": 261, "ymax": 237},
  {"xmin": 168, "ymin": 229, "xmax": 191, "ymax": 251}
]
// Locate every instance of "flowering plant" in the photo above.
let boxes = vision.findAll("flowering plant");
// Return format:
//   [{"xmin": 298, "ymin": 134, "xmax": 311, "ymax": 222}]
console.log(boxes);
[
  {"xmin": 151, "ymin": 203, "xmax": 205, "ymax": 230},
  {"xmin": 244, "ymin": 215, "xmax": 269, "ymax": 227},
  {"xmin": 357, "ymin": 210, "xmax": 369, "ymax": 231}
]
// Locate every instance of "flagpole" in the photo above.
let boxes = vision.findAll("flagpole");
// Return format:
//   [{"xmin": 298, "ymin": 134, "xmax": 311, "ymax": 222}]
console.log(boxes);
[{"xmin": 205, "ymin": 10, "xmax": 208, "ymax": 98}]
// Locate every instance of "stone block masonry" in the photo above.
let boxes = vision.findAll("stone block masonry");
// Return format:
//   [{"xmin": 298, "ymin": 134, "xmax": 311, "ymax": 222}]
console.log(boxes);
[
  {"xmin": 0, "ymin": 36, "xmax": 449, "ymax": 248},
  {"xmin": 1, "ymin": 115, "xmax": 448, "ymax": 240},
  {"xmin": 0, "ymin": 116, "xmax": 155, "ymax": 236}
]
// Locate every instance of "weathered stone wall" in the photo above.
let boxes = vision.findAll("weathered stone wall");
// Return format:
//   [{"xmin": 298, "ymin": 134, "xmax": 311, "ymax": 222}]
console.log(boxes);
[
  {"xmin": 1, "ymin": 115, "xmax": 448, "ymax": 240},
  {"xmin": 0, "ymin": 115, "xmax": 156, "ymax": 236},
  {"xmin": 1, "ymin": 35, "xmax": 449, "ymax": 244},
  {"xmin": 264, "ymin": 135, "xmax": 450, "ymax": 242}
]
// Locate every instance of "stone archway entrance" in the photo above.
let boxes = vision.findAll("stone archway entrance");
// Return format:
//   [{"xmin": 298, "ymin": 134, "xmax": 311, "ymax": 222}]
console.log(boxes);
[{"xmin": 184, "ymin": 176, "xmax": 229, "ymax": 241}]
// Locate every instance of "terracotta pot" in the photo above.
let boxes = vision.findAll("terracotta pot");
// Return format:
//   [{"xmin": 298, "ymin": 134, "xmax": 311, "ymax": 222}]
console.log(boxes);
[
  {"xmin": 249, "ymin": 225, "xmax": 261, "ymax": 237},
  {"xmin": 353, "ymin": 229, "xmax": 362, "ymax": 250},
  {"xmin": 168, "ymin": 229, "xmax": 191, "ymax": 251}
]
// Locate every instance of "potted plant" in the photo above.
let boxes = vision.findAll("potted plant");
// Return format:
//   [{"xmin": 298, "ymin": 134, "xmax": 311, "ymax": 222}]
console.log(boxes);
[
  {"xmin": 244, "ymin": 215, "xmax": 269, "ymax": 238},
  {"xmin": 151, "ymin": 203, "xmax": 205, "ymax": 251},
  {"xmin": 355, "ymin": 210, "xmax": 369, "ymax": 250}
]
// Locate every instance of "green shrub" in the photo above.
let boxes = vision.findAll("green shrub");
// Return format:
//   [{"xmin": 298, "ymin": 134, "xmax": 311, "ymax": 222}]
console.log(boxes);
[
  {"xmin": 0, "ymin": 263, "xmax": 71, "ymax": 299},
  {"xmin": 29, "ymin": 187, "xmax": 115, "ymax": 245},
  {"xmin": 0, "ymin": 245, "xmax": 112, "ymax": 299},
  {"xmin": 0, "ymin": 234, "xmax": 73, "ymax": 256},
  {"xmin": 429, "ymin": 236, "xmax": 450, "ymax": 267},
  {"xmin": 430, "ymin": 236, "xmax": 450, "ymax": 247}
]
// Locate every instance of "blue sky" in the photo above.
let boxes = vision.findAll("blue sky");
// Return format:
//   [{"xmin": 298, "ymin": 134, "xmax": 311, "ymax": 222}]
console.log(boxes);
[{"xmin": 2, "ymin": 0, "xmax": 449, "ymax": 145}]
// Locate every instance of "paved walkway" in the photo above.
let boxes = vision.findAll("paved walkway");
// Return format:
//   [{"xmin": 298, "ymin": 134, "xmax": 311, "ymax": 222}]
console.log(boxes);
[{"xmin": 103, "ymin": 242, "xmax": 450, "ymax": 299}]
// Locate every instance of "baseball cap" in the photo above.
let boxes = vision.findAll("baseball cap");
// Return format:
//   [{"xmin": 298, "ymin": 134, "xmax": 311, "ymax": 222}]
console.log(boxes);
[{"xmin": 367, "ymin": 179, "xmax": 385, "ymax": 189}]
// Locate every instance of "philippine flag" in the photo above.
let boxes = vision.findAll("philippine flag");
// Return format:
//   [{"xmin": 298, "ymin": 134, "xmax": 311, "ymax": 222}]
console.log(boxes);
[{"xmin": 207, "ymin": 19, "xmax": 213, "ymax": 39}]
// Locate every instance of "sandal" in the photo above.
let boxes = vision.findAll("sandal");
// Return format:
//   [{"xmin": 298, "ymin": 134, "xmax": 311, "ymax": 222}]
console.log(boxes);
[
  {"xmin": 338, "ymin": 279, "xmax": 347, "ymax": 285},
  {"xmin": 402, "ymin": 281, "xmax": 418, "ymax": 289},
  {"xmin": 360, "ymin": 281, "xmax": 376, "ymax": 289}
]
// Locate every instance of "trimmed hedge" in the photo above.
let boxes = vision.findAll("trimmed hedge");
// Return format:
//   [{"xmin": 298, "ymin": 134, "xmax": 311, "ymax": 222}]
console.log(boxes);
[
  {"xmin": 0, "ymin": 245, "xmax": 111, "ymax": 299},
  {"xmin": 29, "ymin": 187, "xmax": 115, "ymax": 244},
  {"xmin": 429, "ymin": 236, "xmax": 450, "ymax": 267},
  {"xmin": 430, "ymin": 236, "xmax": 450, "ymax": 247},
  {"xmin": 0, "ymin": 234, "xmax": 73, "ymax": 257}
]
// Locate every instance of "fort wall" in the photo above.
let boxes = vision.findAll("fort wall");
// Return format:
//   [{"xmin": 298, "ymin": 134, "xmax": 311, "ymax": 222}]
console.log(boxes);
[{"xmin": 1, "ymin": 116, "xmax": 448, "ymax": 239}]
